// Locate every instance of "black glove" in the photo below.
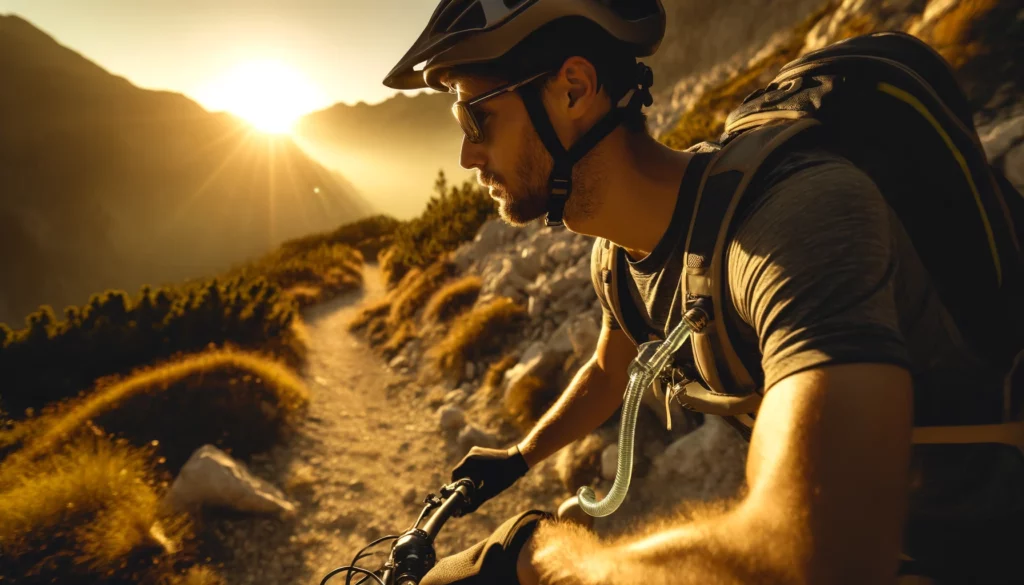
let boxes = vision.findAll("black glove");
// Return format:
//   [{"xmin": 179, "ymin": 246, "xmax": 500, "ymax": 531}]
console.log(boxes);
[
  {"xmin": 420, "ymin": 509, "xmax": 552, "ymax": 585},
  {"xmin": 450, "ymin": 444, "xmax": 530, "ymax": 515}
]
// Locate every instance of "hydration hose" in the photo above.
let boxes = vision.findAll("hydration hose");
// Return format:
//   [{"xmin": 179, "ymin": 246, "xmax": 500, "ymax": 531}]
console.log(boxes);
[{"xmin": 577, "ymin": 302, "xmax": 710, "ymax": 517}]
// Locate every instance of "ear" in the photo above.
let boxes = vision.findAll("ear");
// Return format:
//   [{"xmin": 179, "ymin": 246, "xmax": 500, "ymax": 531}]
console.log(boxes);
[{"xmin": 547, "ymin": 56, "xmax": 605, "ymax": 124}]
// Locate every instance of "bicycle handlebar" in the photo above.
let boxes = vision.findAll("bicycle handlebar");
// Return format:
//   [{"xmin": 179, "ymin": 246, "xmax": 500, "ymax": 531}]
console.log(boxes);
[{"xmin": 320, "ymin": 478, "xmax": 476, "ymax": 585}]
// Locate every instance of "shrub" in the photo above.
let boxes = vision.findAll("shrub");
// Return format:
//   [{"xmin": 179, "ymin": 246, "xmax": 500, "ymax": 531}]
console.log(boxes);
[
  {"xmin": 0, "ymin": 277, "xmax": 303, "ymax": 417},
  {"xmin": 484, "ymin": 354, "xmax": 520, "ymax": 391},
  {"xmin": 348, "ymin": 258, "xmax": 457, "ymax": 358},
  {"xmin": 6, "ymin": 348, "xmax": 308, "ymax": 472},
  {"xmin": 0, "ymin": 437, "xmax": 205, "ymax": 584},
  {"xmin": 381, "ymin": 170, "xmax": 496, "ymax": 287},
  {"xmin": 422, "ymin": 276, "xmax": 483, "ymax": 325},
  {"xmin": 428, "ymin": 297, "xmax": 528, "ymax": 380}
]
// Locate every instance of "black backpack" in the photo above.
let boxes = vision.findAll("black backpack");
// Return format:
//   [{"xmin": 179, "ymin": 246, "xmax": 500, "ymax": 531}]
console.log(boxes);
[{"xmin": 595, "ymin": 30, "xmax": 1024, "ymax": 442}]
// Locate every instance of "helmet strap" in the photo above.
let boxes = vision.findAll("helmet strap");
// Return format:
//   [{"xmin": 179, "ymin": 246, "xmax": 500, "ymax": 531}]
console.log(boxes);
[{"xmin": 517, "ymin": 63, "xmax": 655, "ymax": 228}]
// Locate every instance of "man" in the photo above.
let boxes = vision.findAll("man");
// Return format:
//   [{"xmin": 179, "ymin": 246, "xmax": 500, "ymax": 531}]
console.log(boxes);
[{"xmin": 383, "ymin": 1, "xmax": 1022, "ymax": 583}]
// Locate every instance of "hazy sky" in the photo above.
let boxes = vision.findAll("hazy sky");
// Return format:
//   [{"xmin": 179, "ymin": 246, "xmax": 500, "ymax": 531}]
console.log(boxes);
[{"xmin": 1, "ymin": 0, "xmax": 443, "ymax": 113}]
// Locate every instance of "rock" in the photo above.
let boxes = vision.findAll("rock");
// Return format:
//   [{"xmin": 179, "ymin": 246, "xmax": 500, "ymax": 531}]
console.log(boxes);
[
  {"xmin": 402, "ymin": 486, "xmax": 420, "ymax": 504},
  {"xmin": 554, "ymin": 432, "xmax": 613, "ymax": 493},
  {"xmin": 546, "ymin": 320, "xmax": 576, "ymax": 355},
  {"xmin": 600, "ymin": 444, "xmax": 619, "ymax": 481},
  {"xmin": 544, "ymin": 265, "xmax": 590, "ymax": 298},
  {"xmin": 165, "ymin": 445, "xmax": 296, "ymax": 517},
  {"xmin": 514, "ymin": 247, "xmax": 543, "ymax": 281},
  {"xmin": 548, "ymin": 241, "xmax": 574, "ymax": 265},
  {"xmin": 456, "ymin": 425, "xmax": 499, "ymax": 458},
  {"xmin": 437, "ymin": 405, "xmax": 467, "ymax": 432},
  {"xmin": 980, "ymin": 115, "xmax": 1024, "ymax": 161},
  {"xmin": 389, "ymin": 355, "xmax": 408, "ymax": 370},
  {"xmin": 570, "ymin": 237, "xmax": 593, "ymax": 262},
  {"xmin": 641, "ymin": 416, "xmax": 748, "ymax": 504},
  {"xmin": 465, "ymin": 362, "xmax": 475, "ymax": 380},
  {"xmin": 567, "ymin": 314, "xmax": 600, "ymax": 358},
  {"xmin": 444, "ymin": 389, "xmax": 469, "ymax": 406},
  {"xmin": 347, "ymin": 479, "xmax": 365, "ymax": 491},
  {"xmin": 502, "ymin": 340, "xmax": 564, "ymax": 398},
  {"xmin": 1005, "ymin": 142, "xmax": 1024, "ymax": 189},
  {"xmin": 453, "ymin": 219, "xmax": 516, "ymax": 272},
  {"xmin": 527, "ymin": 295, "xmax": 544, "ymax": 319}
]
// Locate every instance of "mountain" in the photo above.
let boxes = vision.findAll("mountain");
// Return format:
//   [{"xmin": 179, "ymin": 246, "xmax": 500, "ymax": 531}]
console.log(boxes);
[
  {"xmin": 0, "ymin": 14, "xmax": 375, "ymax": 327},
  {"xmin": 293, "ymin": 91, "xmax": 475, "ymax": 221}
]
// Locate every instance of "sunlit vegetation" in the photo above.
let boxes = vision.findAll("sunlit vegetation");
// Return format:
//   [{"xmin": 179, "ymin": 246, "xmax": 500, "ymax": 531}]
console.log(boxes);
[
  {"xmin": 659, "ymin": 1, "xmax": 834, "ymax": 150},
  {"xmin": 348, "ymin": 259, "xmax": 457, "ymax": 359},
  {"xmin": 0, "ymin": 278, "xmax": 304, "ymax": 418},
  {"xmin": 426, "ymin": 297, "xmax": 528, "ymax": 381},
  {"xmin": 380, "ymin": 170, "xmax": 496, "ymax": 287},
  {"xmin": 2, "ymin": 348, "xmax": 308, "ymax": 471},
  {"xmin": 422, "ymin": 276, "xmax": 483, "ymax": 325},
  {"xmin": 0, "ymin": 436, "xmax": 216, "ymax": 585}
]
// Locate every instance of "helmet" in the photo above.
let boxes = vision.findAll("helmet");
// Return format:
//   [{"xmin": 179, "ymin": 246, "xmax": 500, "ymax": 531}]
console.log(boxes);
[
  {"xmin": 384, "ymin": 0, "xmax": 666, "ymax": 228},
  {"xmin": 384, "ymin": 0, "xmax": 666, "ymax": 91}
]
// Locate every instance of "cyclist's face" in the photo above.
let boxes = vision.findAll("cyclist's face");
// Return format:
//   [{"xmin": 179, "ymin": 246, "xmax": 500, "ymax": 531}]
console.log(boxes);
[{"xmin": 454, "ymin": 76, "xmax": 552, "ymax": 227}]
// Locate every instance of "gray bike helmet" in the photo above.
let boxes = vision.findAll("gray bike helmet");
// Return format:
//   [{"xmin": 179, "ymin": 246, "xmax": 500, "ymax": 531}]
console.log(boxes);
[{"xmin": 383, "ymin": 0, "xmax": 667, "ymax": 227}]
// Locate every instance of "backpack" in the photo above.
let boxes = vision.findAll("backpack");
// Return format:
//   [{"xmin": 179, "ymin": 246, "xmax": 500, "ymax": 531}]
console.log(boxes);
[{"xmin": 595, "ymin": 31, "xmax": 1024, "ymax": 447}]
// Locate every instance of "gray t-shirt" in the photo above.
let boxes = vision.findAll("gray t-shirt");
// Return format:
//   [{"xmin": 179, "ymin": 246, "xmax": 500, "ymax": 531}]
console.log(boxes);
[{"xmin": 591, "ymin": 146, "xmax": 1023, "ymax": 574}]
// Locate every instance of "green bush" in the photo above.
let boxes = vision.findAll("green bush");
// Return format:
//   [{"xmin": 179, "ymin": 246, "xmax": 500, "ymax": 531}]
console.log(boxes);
[{"xmin": 381, "ymin": 170, "xmax": 496, "ymax": 287}]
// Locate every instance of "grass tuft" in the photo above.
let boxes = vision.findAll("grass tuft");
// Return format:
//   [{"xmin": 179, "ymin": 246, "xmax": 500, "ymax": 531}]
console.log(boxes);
[
  {"xmin": 0, "ymin": 437, "xmax": 196, "ymax": 584},
  {"xmin": 428, "ymin": 297, "xmax": 527, "ymax": 380},
  {"xmin": 422, "ymin": 276, "xmax": 482, "ymax": 325},
  {"xmin": 5, "ymin": 348, "xmax": 308, "ymax": 472}
]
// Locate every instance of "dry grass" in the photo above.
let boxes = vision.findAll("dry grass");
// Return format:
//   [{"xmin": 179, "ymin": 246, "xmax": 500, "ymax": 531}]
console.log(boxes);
[
  {"xmin": 0, "ymin": 436, "xmax": 210, "ymax": 584},
  {"xmin": 4, "ymin": 348, "xmax": 309, "ymax": 473},
  {"xmin": 660, "ymin": 1, "xmax": 837, "ymax": 150},
  {"xmin": 162, "ymin": 566, "xmax": 227, "ymax": 585},
  {"xmin": 347, "ymin": 296, "xmax": 391, "ymax": 333},
  {"xmin": 918, "ymin": 0, "xmax": 1001, "ymax": 70},
  {"xmin": 422, "ymin": 276, "xmax": 482, "ymax": 325},
  {"xmin": 502, "ymin": 374, "xmax": 562, "ymax": 433},
  {"xmin": 348, "ymin": 258, "xmax": 457, "ymax": 359},
  {"xmin": 484, "ymin": 354, "xmax": 520, "ymax": 390},
  {"xmin": 427, "ymin": 297, "xmax": 527, "ymax": 380}
]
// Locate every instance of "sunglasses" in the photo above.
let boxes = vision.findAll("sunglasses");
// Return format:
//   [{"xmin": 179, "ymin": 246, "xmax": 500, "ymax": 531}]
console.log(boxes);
[{"xmin": 451, "ymin": 70, "xmax": 551, "ymax": 144}]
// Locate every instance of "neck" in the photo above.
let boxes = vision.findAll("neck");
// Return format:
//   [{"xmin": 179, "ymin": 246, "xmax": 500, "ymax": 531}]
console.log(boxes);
[{"xmin": 564, "ymin": 128, "xmax": 693, "ymax": 260}]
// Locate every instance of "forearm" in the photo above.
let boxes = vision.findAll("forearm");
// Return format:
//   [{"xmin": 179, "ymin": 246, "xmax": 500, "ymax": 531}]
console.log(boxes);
[
  {"xmin": 526, "ymin": 500, "xmax": 797, "ymax": 585},
  {"xmin": 516, "ymin": 360, "xmax": 624, "ymax": 468}
]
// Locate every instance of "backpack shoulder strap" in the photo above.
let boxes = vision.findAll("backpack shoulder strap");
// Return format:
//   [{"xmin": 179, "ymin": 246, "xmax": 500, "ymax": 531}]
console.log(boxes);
[
  {"xmin": 676, "ymin": 118, "xmax": 823, "ymax": 419},
  {"xmin": 594, "ymin": 238, "xmax": 652, "ymax": 348}
]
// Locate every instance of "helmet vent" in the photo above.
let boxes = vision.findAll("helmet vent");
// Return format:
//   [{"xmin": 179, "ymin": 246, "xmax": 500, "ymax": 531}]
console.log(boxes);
[
  {"xmin": 502, "ymin": 0, "xmax": 528, "ymax": 9},
  {"xmin": 443, "ymin": 1, "xmax": 487, "ymax": 34}
]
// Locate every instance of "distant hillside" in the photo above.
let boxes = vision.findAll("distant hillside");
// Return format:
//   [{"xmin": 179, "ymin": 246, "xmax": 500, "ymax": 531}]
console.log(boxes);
[
  {"xmin": 0, "ymin": 14, "xmax": 375, "ymax": 327},
  {"xmin": 293, "ymin": 91, "xmax": 475, "ymax": 221}
]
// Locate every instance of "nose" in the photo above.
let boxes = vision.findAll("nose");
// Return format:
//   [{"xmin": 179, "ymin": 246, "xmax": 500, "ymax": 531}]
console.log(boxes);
[{"xmin": 460, "ymin": 135, "xmax": 486, "ymax": 171}]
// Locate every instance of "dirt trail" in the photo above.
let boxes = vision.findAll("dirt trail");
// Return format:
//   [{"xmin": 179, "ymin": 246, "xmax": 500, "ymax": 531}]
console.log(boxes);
[{"xmin": 206, "ymin": 263, "xmax": 566, "ymax": 585}]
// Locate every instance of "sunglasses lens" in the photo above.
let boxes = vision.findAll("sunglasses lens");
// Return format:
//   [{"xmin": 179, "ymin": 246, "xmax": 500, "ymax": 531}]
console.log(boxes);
[{"xmin": 452, "ymin": 103, "xmax": 483, "ymax": 143}]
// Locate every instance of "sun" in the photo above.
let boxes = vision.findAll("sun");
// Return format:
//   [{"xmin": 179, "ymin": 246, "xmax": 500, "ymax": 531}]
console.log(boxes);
[{"xmin": 197, "ymin": 59, "xmax": 326, "ymax": 134}]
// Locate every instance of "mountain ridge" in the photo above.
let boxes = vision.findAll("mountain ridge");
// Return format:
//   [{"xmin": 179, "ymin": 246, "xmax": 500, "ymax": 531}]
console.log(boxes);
[{"xmin": 0, "ymin": 14, "xmax": 374, "ymax": 327}]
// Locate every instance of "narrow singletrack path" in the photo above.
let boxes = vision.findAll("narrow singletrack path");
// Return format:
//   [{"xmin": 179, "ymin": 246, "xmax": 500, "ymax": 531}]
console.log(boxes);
[{"xmin": 207, "ymin": 263, "xmax": 565, "ymax": 585}]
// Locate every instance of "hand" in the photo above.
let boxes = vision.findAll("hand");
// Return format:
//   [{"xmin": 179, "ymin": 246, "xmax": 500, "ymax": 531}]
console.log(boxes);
[{"xmin": 450, "ymin": 444, "xmax": 529, "ymax": 514}]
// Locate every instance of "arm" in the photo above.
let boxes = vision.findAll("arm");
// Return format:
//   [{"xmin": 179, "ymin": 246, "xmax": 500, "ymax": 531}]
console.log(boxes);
[
  {"xmin": 527, "ymin": 154, "xmax": 917, "ymax": 584},
  {"xmin": 516, "ymin": 324, "xmax": 635, "ymax": 468}
]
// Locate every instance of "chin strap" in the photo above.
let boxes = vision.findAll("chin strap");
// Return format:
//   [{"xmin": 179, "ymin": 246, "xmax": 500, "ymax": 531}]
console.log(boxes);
[{"xmin": 517, "ymin": 62, "xmax": 655, "ymax": 228}]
